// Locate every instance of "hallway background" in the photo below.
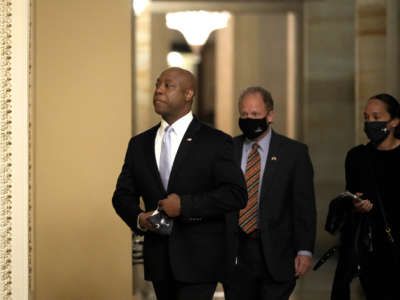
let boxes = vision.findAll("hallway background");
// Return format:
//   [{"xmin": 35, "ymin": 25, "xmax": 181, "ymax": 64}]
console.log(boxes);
[{"xmin": 30, "ymin": 0, "xmax": 399, "ymax": 299}]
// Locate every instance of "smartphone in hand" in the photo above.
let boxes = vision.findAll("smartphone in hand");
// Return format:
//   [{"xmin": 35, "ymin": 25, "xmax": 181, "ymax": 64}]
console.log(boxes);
[{"xmin": 341, "ymin": 191, "xmax": 363, "ymax": 202}]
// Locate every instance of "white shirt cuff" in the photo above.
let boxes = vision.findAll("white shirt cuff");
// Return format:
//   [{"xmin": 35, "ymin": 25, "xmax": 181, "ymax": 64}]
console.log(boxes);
[
  {"xmin": 297, "ymin": 250, "xmax": 312, "ymax": 257},
  {"xmin": 137, "ymin": 212, "xmax": 147, "ymax": 231}
]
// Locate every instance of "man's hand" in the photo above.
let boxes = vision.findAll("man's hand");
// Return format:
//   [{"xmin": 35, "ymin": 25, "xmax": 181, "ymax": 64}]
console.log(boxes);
[
  {"xmin": 138, "ymin": 211, "xmax": 156, "ymax": 231},
  {"xmin": 158, "ymin": 193, "xmax": 181, "ymax": 217},
  {"xmin": 294, "ymin": 255, "xmax": 312, "ymax": 277}
]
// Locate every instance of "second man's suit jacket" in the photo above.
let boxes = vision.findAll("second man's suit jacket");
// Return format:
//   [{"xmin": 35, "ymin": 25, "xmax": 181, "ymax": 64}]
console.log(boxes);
[
  {"xmin": 112, "ymin": 117, "xmax": 247, "ymax": 283},
  {"xmin": 230, "ymin": 130, "xmax": 316, "ymax": 282}
]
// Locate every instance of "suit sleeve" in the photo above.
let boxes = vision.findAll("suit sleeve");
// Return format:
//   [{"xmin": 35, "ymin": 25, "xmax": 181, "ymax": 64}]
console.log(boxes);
[
  {"xmin": 180, "ymin": 135, "xmax": 247, "ymax": 218},
  {"xmin": 112, "ymin": 138, "xmax": 144, "ymax": 234},
  {"xmin": 292, "ymin": 144, "xmax": 317, "ymax": 253}
]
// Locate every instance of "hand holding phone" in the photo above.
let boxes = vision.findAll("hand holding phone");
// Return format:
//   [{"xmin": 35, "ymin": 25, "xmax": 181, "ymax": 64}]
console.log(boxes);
[
  {"xmin": 343, "ymin": 191, "xmax": 373, "ymax": 213},
  {"xmin": 340, "ymin": 191, "xmax": 362, "ymax": 202}
]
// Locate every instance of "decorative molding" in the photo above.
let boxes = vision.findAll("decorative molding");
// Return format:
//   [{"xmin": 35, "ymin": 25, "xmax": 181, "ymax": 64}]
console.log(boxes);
[
  {"xmin": 28, "ymin": 0, "xmax": 33, "ymax": 294},
  {"xmin": 0, "ymin": 0, "xmax": 30, "ymax": 299},
  {"xmin": 0, "ymin": 0, "xmax": 14, "ymax": 298}
]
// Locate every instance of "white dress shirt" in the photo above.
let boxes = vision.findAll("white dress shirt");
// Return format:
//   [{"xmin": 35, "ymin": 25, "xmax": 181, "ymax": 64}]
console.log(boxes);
[
  {"xmin": 155, "ymin": 111, "xmax": 194, "ymax": 169},
  {"xmin": 137, "ymin": 111, "xmax": 193, "ymax": 231}
]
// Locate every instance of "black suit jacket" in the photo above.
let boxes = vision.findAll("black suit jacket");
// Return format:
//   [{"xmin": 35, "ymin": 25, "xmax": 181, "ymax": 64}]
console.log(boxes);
[
  {"xmin": 229, "ymin": 130, "xmax": 316, "ymax": 282},
  {"xmin": 112, "ymin": 117, "xmax": 247, "ymax": 283}
]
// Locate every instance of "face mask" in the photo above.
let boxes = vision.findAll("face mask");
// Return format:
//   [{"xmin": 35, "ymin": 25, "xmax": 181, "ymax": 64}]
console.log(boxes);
[
  {"xmin": 364, "ymin": 121, "xmax": 390, "ymax": 144},
  {"xmin": 239, "ymin": 117, "xmax": 269, "ymax": 140}
]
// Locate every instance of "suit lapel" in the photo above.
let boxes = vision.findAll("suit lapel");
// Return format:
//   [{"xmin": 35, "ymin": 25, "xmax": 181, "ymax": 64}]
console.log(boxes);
[
  {"xmin": 167, "ymin": 118, "xmax": 202, "ymax": 191},
  {"xmin": 260, "ymin": 130, "xmax": 283, "ymax": 198},
  {"xmin": 144, "ymin": 124, "xmax": 165, "ymax": 192},
  {"xmin": 233, "ymin": 136, "xmax": 245, "ymax": 219},
  {"xmin": 233, "ymin": 136, "xmax": 245, "ymax": 165}
]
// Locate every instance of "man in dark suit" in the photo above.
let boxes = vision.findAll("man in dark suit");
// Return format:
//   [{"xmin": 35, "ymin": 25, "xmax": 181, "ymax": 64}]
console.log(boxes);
[
  {"xmin": 224, "ymin": 87, "xmax": 316, "ymax": 300},
  {"xmin": 112, "ymin": 67, "xmax": 247, "ymax": 300}
]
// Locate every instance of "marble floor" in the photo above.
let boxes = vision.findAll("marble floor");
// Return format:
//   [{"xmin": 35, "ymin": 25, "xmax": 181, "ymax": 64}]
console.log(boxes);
[
  {"xmin": 212, "ymin": 258, "xmax": 366, "ymax": 300},
  {"xmin": 288, "ymin": 258, "xmax": 365, "ymax": 300},
  {"xmin": 133, "ymin": 258, "xmax": 366, "ymax": 300}
]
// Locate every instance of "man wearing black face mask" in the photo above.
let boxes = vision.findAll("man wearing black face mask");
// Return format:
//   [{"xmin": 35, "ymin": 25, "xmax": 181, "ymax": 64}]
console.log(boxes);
[{"xmin": 223, "ymin": 87, "xmax": 317, "ymax": 300}]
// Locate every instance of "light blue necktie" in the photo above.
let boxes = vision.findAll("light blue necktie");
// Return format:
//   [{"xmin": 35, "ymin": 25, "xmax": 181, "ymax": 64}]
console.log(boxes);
[{"xmin": 159, "ymin": 126, "xmax": 173, "ymax": 190}]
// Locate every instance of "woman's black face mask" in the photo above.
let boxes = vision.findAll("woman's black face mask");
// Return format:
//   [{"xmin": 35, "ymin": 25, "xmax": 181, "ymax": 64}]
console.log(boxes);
[
  {"xmin": 239, "ymin": 117, "xmax": 269, "ymax": 140},
  {"xmin": 364, "ymin": 121, "xmax": 390, "ymax": 144}
]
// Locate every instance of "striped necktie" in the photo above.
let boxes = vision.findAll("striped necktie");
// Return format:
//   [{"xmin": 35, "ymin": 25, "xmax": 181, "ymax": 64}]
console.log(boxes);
[{"xmin": 239, "ymin": 143, "xmax": 260, "ymax": 234}]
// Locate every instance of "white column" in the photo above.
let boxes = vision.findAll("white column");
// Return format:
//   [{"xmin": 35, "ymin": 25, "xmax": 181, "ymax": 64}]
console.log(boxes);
[
  {"xmin": 135, "ymin": 6, "xmax": 153, "ymax": 134},
  {"xmin": 286, "ymin": 12, "xmax": 298, "ymax": 140},
  {"xmin": 215, "ymin": 17, "xmax": 235, "ymax": 135}
]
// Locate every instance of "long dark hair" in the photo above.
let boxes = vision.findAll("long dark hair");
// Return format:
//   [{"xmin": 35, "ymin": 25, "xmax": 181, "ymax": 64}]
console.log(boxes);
[{"xmin": 370, "ymin": 93, "xmax": 400, "ymax": 139}]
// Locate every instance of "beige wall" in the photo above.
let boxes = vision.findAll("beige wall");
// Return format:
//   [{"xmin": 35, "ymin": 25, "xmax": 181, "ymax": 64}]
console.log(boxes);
[
  {"xmin": 31, "ymin": 0, "xmax": 399, "ymax": 299},
  {"xmin": 355, "ymin": 0, "xmax": 386, "ymax": 144},
  {"xmin": 355, "ymin": 0, "xmax": 400, "ymax": 143},
  {"xmin": 33, "ymin": 0, "xmax": 133, "ymax": 299},
  {"xmin": 303, "ymin": 0, "xmax": 355, "ymax": 250},
  {"xmin": 231, "ymin": 12, "xmax": 296, "ymax": 137}
]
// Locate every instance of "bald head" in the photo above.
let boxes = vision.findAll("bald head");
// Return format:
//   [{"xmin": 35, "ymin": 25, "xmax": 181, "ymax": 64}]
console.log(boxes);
[
  {"xmin": 161, "ymin": 67, "xmax": 196, "ymax": 99},
  {"xmin": 153, "ymin": 67, "xmax": 197, "ymax": 124}
]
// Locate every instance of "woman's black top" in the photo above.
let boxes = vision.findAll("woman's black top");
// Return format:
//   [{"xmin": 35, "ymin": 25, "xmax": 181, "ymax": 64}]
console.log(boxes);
[
  {"xmin": 345, "ymin": 142, "xmax": 400, "ymax": 250},
  {"xmin": 329, "ymin": 142, "xmax": 400, "ymax": 300}
]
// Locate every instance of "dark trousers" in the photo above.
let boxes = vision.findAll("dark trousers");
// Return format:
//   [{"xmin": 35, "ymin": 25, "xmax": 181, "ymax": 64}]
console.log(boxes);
[
  {"xmin": 331, "ymin": 241, "xmax": 399, "ymax": 300},
  {"xmin": 330, "ymin": 245, "xmax": 358, "ymax": 300},
  {"xmin": 152, "ymin": 280, "xmax": 217, "ymax": 300},
  {"xmin": 223, "ymin": 231, "xmax": 295, "ymax": 300},
  {"xmin": 359, "ymin": 246, "xmax": 399, "ymax": 300}
]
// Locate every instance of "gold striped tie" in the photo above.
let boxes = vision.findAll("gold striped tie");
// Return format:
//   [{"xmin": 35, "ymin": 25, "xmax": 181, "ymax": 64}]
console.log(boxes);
[{"xmin": 239, "ymin": 143, "xmax": 260, "ymax": 234}]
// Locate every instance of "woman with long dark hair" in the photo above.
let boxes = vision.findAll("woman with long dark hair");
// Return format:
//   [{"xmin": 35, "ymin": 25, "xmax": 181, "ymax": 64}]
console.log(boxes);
[{"xmin": 331, "ymin": 93, "xmax": 400, "ymax": 300}]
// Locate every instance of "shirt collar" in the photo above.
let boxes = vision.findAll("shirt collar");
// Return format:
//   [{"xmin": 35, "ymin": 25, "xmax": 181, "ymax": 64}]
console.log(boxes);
[
  {"xmin": 244, "ymin": 128, "xmax": 272, "ymax": 152},
  {"xmin": 160, "ymin": 111, "xmax": 193, "ymax": 137}
]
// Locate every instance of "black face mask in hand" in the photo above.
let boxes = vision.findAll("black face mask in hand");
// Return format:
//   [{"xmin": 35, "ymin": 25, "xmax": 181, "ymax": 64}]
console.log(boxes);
[
  {"xmin": 239, "ymin": 117, "xmax": 269, "ymax": 140},
  {"xmin": 364, "ymin": 121, "xmax": 390, "ymax": 144}
]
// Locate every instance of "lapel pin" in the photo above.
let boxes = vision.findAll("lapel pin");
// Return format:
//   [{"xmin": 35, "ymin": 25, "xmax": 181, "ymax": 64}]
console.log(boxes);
[
  {"xmin": 271, "ymin": 156, "xmax": 277, "ymax": 161},
  {"xmin": 186, "ymin": 138, "xmax": 192, "ymax": 142}
]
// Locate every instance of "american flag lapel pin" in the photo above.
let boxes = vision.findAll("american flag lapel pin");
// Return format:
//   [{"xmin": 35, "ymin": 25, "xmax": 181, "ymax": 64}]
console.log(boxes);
[{"xmin": 271, "ymin": 156, "xmax": 277, "ymax": 161}]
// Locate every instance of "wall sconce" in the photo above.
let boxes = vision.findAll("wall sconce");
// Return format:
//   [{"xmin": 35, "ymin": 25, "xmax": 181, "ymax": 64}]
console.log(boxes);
[{"xmin": 166, "ymin": 11, "xmax": 231, "ymax": 53}]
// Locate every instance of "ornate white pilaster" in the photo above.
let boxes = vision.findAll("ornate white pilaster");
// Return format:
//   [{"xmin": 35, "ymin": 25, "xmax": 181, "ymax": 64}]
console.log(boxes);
[{"xmin": 0, "ymin": 0, "xmax": 30, "ymax": 299}]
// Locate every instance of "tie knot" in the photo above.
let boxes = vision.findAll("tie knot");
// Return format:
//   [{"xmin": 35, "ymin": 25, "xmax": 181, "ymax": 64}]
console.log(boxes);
[
  {"xmin": 252, "ymin": 143, "xmax": 259, "ymax": 150},
  {"xmin": 164, "ymin": 126, "xmax": 173, "ymax": 135}
]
